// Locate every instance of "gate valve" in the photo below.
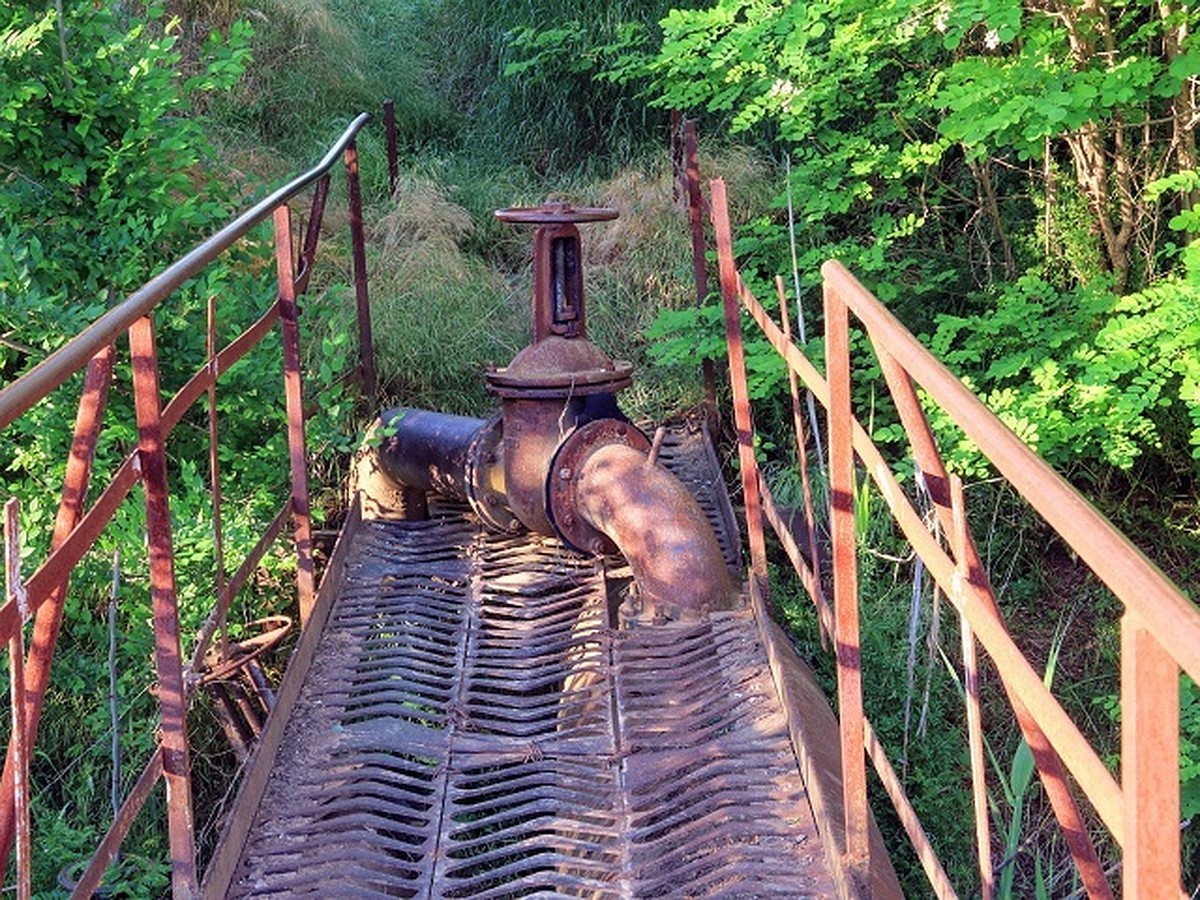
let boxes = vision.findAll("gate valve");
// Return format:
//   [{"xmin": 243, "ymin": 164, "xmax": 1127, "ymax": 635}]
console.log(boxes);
[
  {"xmin": 495, "ymin": 202, "xmax": 618, "ymax": 343},
  {"xmin": 486, "ymin": 201, "xmax": 632, "ymax": 400}
]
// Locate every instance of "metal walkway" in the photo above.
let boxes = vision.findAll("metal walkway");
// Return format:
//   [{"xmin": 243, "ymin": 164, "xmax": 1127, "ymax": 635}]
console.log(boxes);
[{"xmin": 208, "ymin": 426, "xmax": 841, "ymax": 898}]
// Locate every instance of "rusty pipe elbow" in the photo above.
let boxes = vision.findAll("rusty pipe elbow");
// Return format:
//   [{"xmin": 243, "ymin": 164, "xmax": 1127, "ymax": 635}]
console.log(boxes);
[{"xmin": 570, "ymin": 442, "xmax": 740, "ymax": 622}]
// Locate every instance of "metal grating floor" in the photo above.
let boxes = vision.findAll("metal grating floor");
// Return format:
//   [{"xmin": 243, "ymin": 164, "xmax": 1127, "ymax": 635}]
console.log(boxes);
[{"xmin": 224, "ymin": 426, "xmax": 838, "ymax": 898}]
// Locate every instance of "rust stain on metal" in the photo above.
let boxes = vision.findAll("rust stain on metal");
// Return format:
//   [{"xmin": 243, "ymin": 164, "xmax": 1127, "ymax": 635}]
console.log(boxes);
[
  {"xmin": 130, "ymin": 314, "xmax": 199, "ymax": 896},
  {"xmin": 0, "ymin": 343, "xmax": 114, "ymax": 868},
  {"xmin": 5, "ymin": 499, "xmax": 30, "ymax": 899},
  {"xmin": 275, "ymin": 206, "xmax": 317, "ymax": 628}
]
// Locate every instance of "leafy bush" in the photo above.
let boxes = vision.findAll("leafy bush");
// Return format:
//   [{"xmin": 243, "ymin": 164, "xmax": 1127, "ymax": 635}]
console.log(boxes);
[
  {"xmin": 0, "ymin": 3, "xmax": 250, "ymax": 369},
  {"xmin": 920, "ymin": 248, "xmax": 1200, "ymax": 476},
  {"xmin": 0, "ymin": 6, "xmax": 327, "ymax": 890}
]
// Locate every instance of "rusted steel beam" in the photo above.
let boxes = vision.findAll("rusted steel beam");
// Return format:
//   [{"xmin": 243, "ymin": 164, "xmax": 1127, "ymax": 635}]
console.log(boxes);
[
  {"xmin": 206, "ymin": 297, "xmax": 228, "ymax": 662},
  {"xmin": 719, "ymin": 266, "xmax": 1129, "ymax": 849},
  {"xmin": 68, "ymin": 749, "xmax": 164, "ymax": 900},
  {"xmin": 710, "ymin": 179, "xmax": 768, "ymax": 586},
  {"xmin": 344, "ymin": 139, "xmax": 377, "ymax": 402},
  {"xmin": 188, "ymin": 500, "xmax": 291, "ymax": 680},
  {"xmin": 743, "ymin": 261, "xmax": 1128, "ymax": 842},
  {"xmin": 293, "ymin": 172, "xmax": 330, "ymax": 296},
  {"xmin": 950, "ymin": 477, "xmax": 993, "ymax": 900},
  {"xmin": 0, "ymin": 115, "xmax": 371, "ymax": 430},
  {"xmin": 875, "ymin": 343, "xmax": 1112, "ymax": 898},
  {"xmin": 820, "ymin": 260, "xmax": 1200, "ymax": 689},
  {"xmin": 0, "ymin": 343, "xmax": 114, "ymax": 870},
  {"xmin": 274, "ymin": 207, "xmax": 316, "ymax": 627},
  {"xmin": 163, "ymin": 308, "xmax": 282, "ymax": 432},
  {"xmin": 776, "ymin": 275, "xmax": 824, "ymax": 619},
  {"xmin": 744, "ymin": 254, "xmax": 1118, "ymax": 888},
  {"xmin": 1, "ymin": 306, "xmax": 281, "ymax": 638},
  {"xmin": 129, "ymin": 315, "xmax": 197, "ymax": 897},
  {"xmin": 682, "ymin": 120, "xmax": 717, "ymax": 419},
  {"xmin": 5, "ymin": 500, "xmax": 30, "ymax": 900},
  {"xmin": 759, "ymin": 480, "xmax": 832, "ymax": 640},
  {"xmin": 384, "ymin": 99, "xmax": 399, "ymax": 197},
  {"xmin": 822, "ymin": 274, "xmax": 870, "ymax": 880},
  {"xmin": 1120, "ymin": 615, "xmax": 1181, "ymax": 898},
  {"xmin": 866, "ymin": 430, "xmax": 1126, "ymax": 843},
  {"xmin": 864, "ymin": 719, "xmax": 958, "ymax": 899}
]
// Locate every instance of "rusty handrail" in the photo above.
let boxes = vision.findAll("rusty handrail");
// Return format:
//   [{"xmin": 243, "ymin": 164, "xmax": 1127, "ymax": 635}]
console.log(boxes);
[
  {"xmin": 0, "ymin": 112, "xmax": 371, "ymax": 432},
  {"xmin": 704, "ymin": 175, "xmax": 1199, "ymax": 898},
  {"xmin": 1, "ymin": 111, "xmax": 379, "ymax": 898},
  {"xmin": 822, "ymin": 260, "xmax": 1200, "ymax": 686}
]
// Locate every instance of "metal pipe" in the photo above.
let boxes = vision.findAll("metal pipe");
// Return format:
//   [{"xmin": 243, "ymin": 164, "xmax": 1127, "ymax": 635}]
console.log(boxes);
[
  {"xmin": 374, "ymin": 408, "xmax": 484, "ymax": 502},
  {"xmin": 367, "ymin": 407, "xmax": 738, "ymax": 623},
  {"xmin": 572, "ymin": 442, "xmax": 738, "ymax": 622}
]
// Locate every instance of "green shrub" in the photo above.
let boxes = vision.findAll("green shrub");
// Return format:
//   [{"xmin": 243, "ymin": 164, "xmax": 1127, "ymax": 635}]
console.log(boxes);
[
  {"xmin": 0, "ymin": 3, "xmax": 250, "ymax": 370},
  {"xmin": 919, "ymin": 251, "xmax": 1200, "ymax": 477}
]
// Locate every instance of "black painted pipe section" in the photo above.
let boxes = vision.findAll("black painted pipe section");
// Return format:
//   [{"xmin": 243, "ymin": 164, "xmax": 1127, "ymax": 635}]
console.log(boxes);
[{"xmin": 375, "ymin": 408, "xmax": 482, "ymax": 502}]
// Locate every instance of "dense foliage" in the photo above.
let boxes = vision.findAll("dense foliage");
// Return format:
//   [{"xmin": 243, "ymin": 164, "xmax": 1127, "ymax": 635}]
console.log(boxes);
[
  {"xmin": 593, "ymin": 0, "xmax": 1200, "ymax": 477},
  {"xmin": 0, "ymin": 3, "xmax": 250, "ymax": 358},
  {"xmin": 0, "ymin": 5, "xmax": 314, "ymax": 891}
]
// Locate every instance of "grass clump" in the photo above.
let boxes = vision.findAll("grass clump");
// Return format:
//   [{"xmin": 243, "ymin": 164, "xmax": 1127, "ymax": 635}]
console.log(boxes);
[{"xmin": 368, "ymin": 174, "xmax": 524, "ymax": 415}]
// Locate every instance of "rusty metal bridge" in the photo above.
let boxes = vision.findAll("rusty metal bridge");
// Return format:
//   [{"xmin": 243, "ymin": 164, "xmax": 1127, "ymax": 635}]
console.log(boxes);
[{"xmin": 1, "ymin": 111, "xmax": 1197, "ymax": 899}]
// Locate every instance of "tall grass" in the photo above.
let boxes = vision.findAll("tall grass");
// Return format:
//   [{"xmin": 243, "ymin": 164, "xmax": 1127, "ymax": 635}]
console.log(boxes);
[
  {"xmin": 418, "ymin": 0, "xmax": 691, "ymax": 172},
  {"xmin": 208, "ymin": 0, "xmax": 454, "ymax": 161},
  {"xmin": 367, "ymin": 173, "xmax": 525, "ymax": 414}
]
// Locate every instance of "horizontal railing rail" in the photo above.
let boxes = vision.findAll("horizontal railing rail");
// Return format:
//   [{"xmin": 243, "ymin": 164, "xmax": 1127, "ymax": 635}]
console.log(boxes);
[
  {"xmin": 703, "ymin": 172, "xmax": 1199, "ymax": 899},
  {"xmin": 1, "ymin": 113, "xmax": 378, "ymax": 898},
  {"xmin": 0, "ymin": 113, "xmax": 373, "ymax": 432}
]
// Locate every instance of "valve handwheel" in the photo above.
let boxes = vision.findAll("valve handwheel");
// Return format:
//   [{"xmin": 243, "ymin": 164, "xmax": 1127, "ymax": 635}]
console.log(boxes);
[{"xmin": 495, "ymin": 202, "xmax": 618, "ymax": 225}]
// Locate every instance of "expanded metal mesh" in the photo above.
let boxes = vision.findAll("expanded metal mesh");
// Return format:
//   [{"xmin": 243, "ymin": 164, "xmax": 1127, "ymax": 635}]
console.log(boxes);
[{"xmin": 225, "ymin": 430, "xmax": 836, "ymax": 898}]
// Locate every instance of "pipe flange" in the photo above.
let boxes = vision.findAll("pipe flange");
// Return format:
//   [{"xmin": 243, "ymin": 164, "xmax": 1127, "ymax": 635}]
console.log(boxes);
[
  {"xmin": 495, "ymin": 203, "xmax": 618, "ymax": 225},
  {"xmin": 464, "ymin": 412, "xmax": 522, "ymax": 533},
  {"xmin": 546, "ymin": 419, "xmax": 650, "ymax": 554},
  {"xmin": 485, "ymin": 336, "xmax": 634, "ymax": 398},
  {"xmin": 486, "ymin": 365, "xmax": 634, "ymax": 398}
]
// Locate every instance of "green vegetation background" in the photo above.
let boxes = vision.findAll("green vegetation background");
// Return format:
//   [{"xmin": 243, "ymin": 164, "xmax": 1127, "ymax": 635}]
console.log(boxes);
[{"xmin": 1, "ymin": 0, "xmax": 1198, "ymax": 895}]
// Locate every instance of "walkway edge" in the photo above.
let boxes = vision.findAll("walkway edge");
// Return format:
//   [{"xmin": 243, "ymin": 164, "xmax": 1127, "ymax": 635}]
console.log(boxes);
[
  {"xmin": 200, "ymin": 495, "xmax": 363, "ymax": 899},
  {"xmin": 762, "ymin": 615, "xmax": 904, "ymax": 900}
]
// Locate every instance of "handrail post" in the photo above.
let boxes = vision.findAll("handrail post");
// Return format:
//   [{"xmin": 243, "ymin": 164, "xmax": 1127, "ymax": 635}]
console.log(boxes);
[
  {"xmin": 872, "ymin": 339, "xmax": 1113, "ymax": 898},
  {"xmin": 711, "ymin": 179, "xmax": 769, "ymax": 588},
  {"xmin": 682, "ymin": 119, "xmax": 717, "ymax": 423},
  {"xmin": 129, "ymin": 315, "xmax": 198, "ymax": 897},
  {"xmin": 776, "ymin": 275, "xmax": 825, "ymax": 634},
  {"xmin": 823, "ymin": 273, "xmax": 870, "ymax": 884},
  {"xmin": 274, "ymin": 206, "xmax": 317, "ymax": 627},
  {"xmin": 384, "ymin": 99, "xmax": 399, "ymax": 197},
  {"xmin": 0, "ymin": 344, "xmax": 115, "ymax": 872},
  {"xmin": 1120, "ymin": 615, "xmax": 1180, "ymax": 898},
  {"xmin": 5, "ymin": 499, "xmax": 30, "ymax": 899},
  {"xmin": 344, "ymin": 139, "xmax": 377, "ymax": 403},
  {"xmin": 951, "ymin": 476, "xmax": 993, "ymax": 900}
]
